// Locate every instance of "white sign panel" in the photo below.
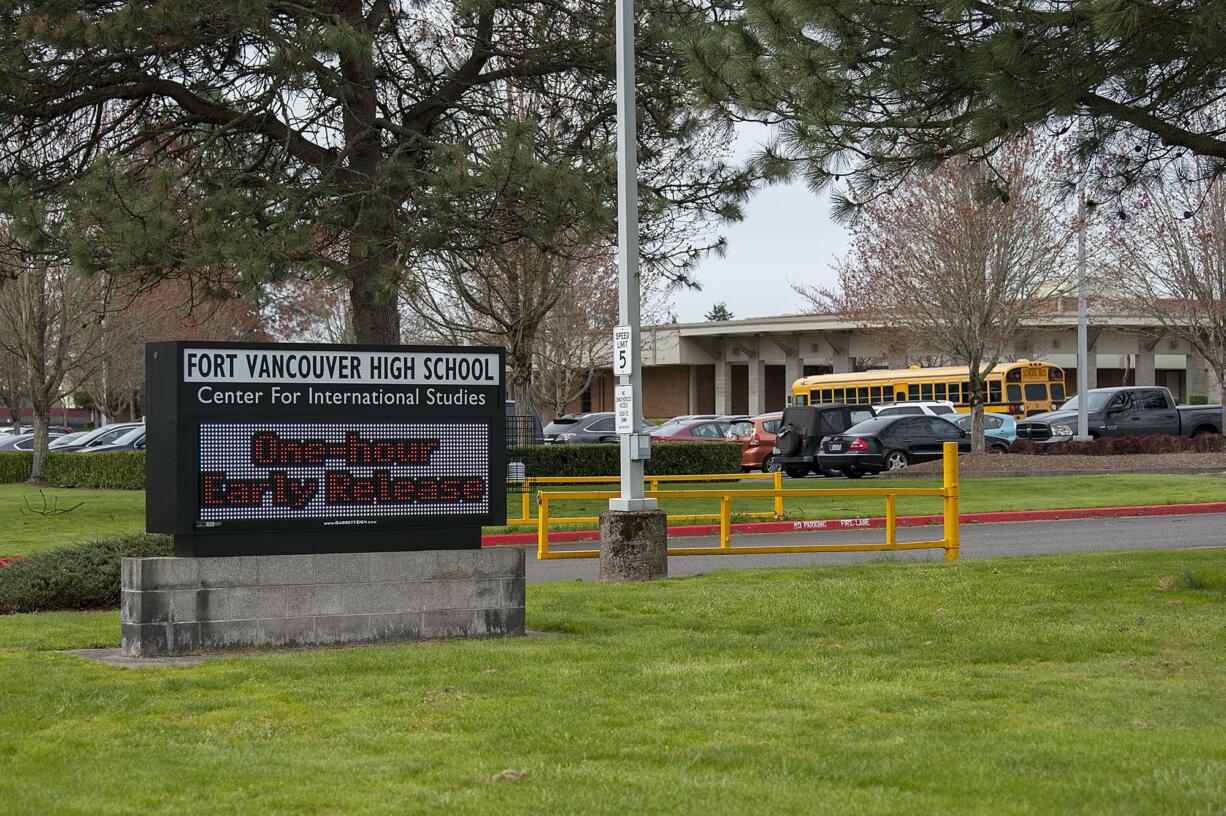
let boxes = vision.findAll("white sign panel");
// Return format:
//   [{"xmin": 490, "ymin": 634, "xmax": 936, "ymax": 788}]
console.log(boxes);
[
  {"xmin": 614, "ymin": 384, "xmax": 634, "ymax": 434},
  {"xmin": 183, "ymin": 348, "xmax": 500, "ymax": 386},
  {"xmin": 612, "ymin": 325, "xmax": 632, "ymax": 376}
]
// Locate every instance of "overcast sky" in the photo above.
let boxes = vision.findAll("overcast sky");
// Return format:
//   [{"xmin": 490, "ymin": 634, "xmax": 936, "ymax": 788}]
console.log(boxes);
[{"xmin": 667, "ymin": 126, "xmax": 852, "ymax": 323}]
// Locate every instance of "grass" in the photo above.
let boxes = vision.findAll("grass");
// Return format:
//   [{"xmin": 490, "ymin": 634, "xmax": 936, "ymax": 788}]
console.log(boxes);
[
  {"xmin": 0, "ymin": 474, "xmax": 1223, "ymax": 556},
  {"xmin": 0, "ymin": 549, "xmax": 1224, "ymax": 814},
  {"xmin": 0, "ymin": 484, "xmax": 145, "ymax": 557}
]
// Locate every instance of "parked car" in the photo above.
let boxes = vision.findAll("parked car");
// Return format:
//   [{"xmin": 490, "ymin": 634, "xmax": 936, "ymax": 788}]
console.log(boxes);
[
  {"xmin": 727, "ymin": 413, "xmax": 783, "ymax": 472},
  {"xmin": 543, "ymin": 413, "xmax": 655, "ymax": 444},
  {"xmin": 78, "ymin": 425, "xmax": 146, "ymax": 452},
  {"xmin": 0, "ymin": 432, "xmax": 66, "ymax": 451},
  {"xmin": 772, "ymin": 404, "xmax": 877, "ymax": 478},
  {"xmin": 817, "ymin": 415, "xmax": 972, "ymax": 477},
  {"xmin": 650, "ymin": 418, "xmax": 736, "ymax": 442},
  {"xmin": 666, "ymin": 414, "xmax": 722, "ymax": 423},
  {"xmin": 950, "ymin": 412, "xmax": 1017, "ymax": 452},
  {"xmin": 49, "ymin": 431, "xmax": 87, "ymax": 447},
  {"xmin": 50, "ymin": 422, "xmax": 142, "ymax": 452},
  {"xmin": 873, "ymin": 401, "xmax": 959, "ymax": 417},
  {"xmin": 1017, "ymin": 387, "xmax": 1221, "ymax": 442}
]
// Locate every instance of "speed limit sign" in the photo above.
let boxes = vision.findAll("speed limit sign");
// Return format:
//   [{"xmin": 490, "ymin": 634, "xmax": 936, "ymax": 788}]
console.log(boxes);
[{"xmin": 612, "ymin": 325, "xmax": 631, "ymax": 376}]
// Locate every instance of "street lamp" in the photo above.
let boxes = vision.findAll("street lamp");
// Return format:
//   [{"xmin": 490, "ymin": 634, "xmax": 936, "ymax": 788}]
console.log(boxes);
[{"xmin": 609, "ymin": 0, "xmax": 656, "ymax": 512}]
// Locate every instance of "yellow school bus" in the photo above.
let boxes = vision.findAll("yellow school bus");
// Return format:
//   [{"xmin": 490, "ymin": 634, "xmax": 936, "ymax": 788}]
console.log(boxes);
[{"xmin": 791, "ymin": 360, "xmax": 1067, "ymax": 416}]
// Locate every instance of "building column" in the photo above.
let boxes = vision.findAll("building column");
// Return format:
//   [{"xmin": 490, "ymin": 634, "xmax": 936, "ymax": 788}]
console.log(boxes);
[
  {"xmin": 714, "ymin": 360, "xmax": 732, "ymax": 415},
  {"xmin": 747, "ymin": 358, "xmax": 765, "ymax": 416},
  {"xmin": 1135, "ymin": 342, "xmax": 1156, "ymax": 387},
  {"xmin": 1187, "ymin": 351, "xmax": 1220, "ymax": 402},
  {"xmin": 687, "ymin": 365, "xmax": 698, "ymax": 413},
  {"xmin": 784, "ymin": 353, "xmax": 802, "ymax": 404},
  {"xmin": 832, "ymin": 351, "xmax": 852, "ymax": 374}
]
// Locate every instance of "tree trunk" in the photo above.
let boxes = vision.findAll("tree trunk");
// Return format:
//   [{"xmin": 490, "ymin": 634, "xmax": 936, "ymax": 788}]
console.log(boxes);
[
  {"xmin": 967, "ymin": 365, "xmax": 987, "ymax": 453},
  {"xmin": 28, "ymin": 405, "xmax": 49, "ymax": 483},
  {"xmin": 348, "ymin": 257, "xmax": 401, "ymax": 344}
]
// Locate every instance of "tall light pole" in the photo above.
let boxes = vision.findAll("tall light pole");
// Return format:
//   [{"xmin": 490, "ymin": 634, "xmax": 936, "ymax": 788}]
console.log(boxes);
[
  {"xmin": 609, "ymin": 0, "xmax": 655, "ymax": 512},
  {"xmin": 1074, "ymin": 120, "xmax": 1091, "ymax": 441}
]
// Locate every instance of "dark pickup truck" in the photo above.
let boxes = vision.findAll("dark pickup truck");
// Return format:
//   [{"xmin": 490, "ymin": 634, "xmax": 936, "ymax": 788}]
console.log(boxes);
[{"xmin": 1016, "ymin": 387, "xmax": 1221, "ymax": 443}]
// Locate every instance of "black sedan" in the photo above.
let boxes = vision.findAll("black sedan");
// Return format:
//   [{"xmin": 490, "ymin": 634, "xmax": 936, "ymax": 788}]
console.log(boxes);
[{"xmin": 816, "ymin": 415, "xmax": 971, "ymax": 477}]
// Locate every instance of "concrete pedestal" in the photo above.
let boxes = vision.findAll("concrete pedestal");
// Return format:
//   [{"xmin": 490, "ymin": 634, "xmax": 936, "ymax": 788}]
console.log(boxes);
[
  {"xmin": 599, "ymin": 510, "xmax": 667, "ymax": 581},
  {"xmin": 121, "ymin": 548, "xmax": 525, "ymax": 657}
]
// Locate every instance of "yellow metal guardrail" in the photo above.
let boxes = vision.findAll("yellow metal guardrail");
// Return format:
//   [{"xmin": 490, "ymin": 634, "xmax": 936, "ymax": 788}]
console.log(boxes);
[
  {"xmin": 536, "ymin": 442, "xmax": 961, "ymax": 561},
  {"xmin": 506, "ymin": 471, "xmax": 783, "ymax": 527}
]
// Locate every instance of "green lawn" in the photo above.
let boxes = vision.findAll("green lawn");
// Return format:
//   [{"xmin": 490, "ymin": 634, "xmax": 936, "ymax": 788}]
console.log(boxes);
[
  {"xmin": 1, "ymin": 550, "xmax": 1224, "ymax": 814},
  {"xmin": 0, "ymin": 484, "xmax": 145, "ymax": 557},
  {"xmin": 0, "ymin": 474, "xmax": 1223, "ymax": 556}
]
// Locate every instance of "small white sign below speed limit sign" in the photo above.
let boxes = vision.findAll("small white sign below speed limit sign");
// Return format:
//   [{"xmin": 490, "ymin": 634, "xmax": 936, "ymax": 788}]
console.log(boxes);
[{"xmin": 612, "ymin": 325, "xmax": 632, "ymax": 376}]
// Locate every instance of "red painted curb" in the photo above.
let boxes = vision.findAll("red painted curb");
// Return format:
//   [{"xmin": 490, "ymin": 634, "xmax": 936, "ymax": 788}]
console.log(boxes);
[{"xmin": 480, "ymin": 502, "xmax": 1226, "ymax": 547}]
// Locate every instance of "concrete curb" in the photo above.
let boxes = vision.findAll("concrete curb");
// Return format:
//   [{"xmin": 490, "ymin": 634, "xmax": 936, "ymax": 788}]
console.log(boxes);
[{"xmin": 482, "ymin": 501, "xmax": 1226, "ymax": 547}]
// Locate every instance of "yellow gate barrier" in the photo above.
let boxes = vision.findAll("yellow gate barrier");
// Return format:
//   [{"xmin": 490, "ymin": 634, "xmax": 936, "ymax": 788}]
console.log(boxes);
[
  {"xmin": 507, "ymin": 471, "xmax": 783, "ymax": 527},
  {"xmin": 536, "ymin": 442, "xmax": 961, "ymax": 561}
]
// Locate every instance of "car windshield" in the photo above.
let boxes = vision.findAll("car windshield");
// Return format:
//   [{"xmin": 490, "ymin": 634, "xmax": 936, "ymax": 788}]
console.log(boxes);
[
  {"xmin": 843, "ymin": 417, "xmax": 897, "ymax": 435},
  {"xmin": 651, "ymin": 422, "xmax": 686, "ymax": 436},
  {"xmin": 1059, "ymin": 392, "xmax": 1115, "ymax": 413},
  {"xmin": 544, "ymin": 418, "xmax": 581, "ymax": 435}
]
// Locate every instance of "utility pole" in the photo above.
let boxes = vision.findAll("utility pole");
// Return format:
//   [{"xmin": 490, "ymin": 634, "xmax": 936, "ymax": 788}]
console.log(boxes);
[
  {"xmin": 598, "ymin": 0, "xmax": 665, "ymax": 581},
  {"xmin": 1074, "ymin": 120, "xmax": 1091, "ymax": 441},
  {"xmin": 609, "ymin": 0, "xmax": 655, "ymax": 513}
]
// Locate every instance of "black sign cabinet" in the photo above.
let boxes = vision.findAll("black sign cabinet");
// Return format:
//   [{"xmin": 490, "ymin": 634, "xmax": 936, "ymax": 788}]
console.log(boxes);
[{"xmin": 146, "ymin": 341, "xmax": 507, "ymax": 556}]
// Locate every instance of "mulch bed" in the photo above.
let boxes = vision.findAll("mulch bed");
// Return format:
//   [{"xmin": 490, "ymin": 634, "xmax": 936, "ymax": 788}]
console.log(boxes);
[{"xmin": 902, "ymin": 452, "xmax": 1226, "ymax": 477}]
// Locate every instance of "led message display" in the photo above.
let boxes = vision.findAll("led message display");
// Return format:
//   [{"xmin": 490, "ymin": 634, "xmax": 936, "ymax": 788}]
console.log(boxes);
[{"xmin": 145, "ymin": 341, "xmax": 506, "ymax": 557}]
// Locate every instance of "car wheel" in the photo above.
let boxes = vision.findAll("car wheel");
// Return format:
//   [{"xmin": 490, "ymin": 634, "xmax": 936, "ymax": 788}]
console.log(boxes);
[
  {"xmin": 762, "ymin": 455, "xmax": 781, "ymax": 473},
  {"xmin": 989, "ymin": 443, "xmax": 1009, "ymax": 454},
  {"xmin": 884, "ymin": 450, "xmax": 909, "ymax": 471},
  {"xmin": 844, "ymin": 467, "xmax": 864, "ymax": 479},
  {"xmin": 784, "ymin": 467, "xmax": 809, "ymax": 479}
]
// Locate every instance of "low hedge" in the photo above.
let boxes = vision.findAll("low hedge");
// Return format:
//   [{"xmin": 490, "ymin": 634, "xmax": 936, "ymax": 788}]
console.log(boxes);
[
  {"xmin": 1009, "ymin": 434, "xmax": 1226, "ymax": 456},
  {"xmin": 0, "ymin": 533, "xmax": 171, "ymax": 614},
  {"xmin": 0, "ymin": 451, "xmax": 145, "ymax": 489},
  {"xmin": 508, "ymin": 441, "xmax": 743, "ymax": 477}
]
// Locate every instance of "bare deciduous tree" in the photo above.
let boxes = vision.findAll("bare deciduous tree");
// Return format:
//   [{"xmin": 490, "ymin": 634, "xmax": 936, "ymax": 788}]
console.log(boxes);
[
  {"xmin": 796, "ymin": 142, "xmax": 1073, "ymax": 451},
  {"xmin": 532, "ymin": 258, "xmax": 619, "ymax": 419},
  {"xmin": 1109, "ymin": 165, "xmax": 1226, "ymax": 430},
  {"xmin": 0, "ymin": 247, "xmax": 105, "ymax": 481}
]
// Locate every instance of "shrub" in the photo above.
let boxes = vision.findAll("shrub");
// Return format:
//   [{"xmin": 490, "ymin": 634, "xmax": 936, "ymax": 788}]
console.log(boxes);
[
  {"xmin": 1189, "ymin": 394, "xmax": 1209, "ymax": 405},
  {"xmin": 507, "ymin": 442, "xmax": 743, "ymax": 477},
  {"xmin": 0, "ymin": 533, "xmax": 172, "ymax": 614},
  {"xmin": 1010, "ymin": 433, "xmax": 1224, "ymax": 456},
  {"xmin": 0, "ymin": 451, "xmax": 145, "ymax": 489}
]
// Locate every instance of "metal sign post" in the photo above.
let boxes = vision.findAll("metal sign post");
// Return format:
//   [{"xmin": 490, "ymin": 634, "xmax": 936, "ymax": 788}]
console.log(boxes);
[{"xmin": 609, "ymin": 0, "xmax": 655, "ymax": 513}]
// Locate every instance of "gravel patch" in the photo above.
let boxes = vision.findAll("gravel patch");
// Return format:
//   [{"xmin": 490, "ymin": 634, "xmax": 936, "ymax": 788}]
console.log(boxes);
[{"xmin": 900, "ymin": 452, "xmax": 1226, "ymax": 478}]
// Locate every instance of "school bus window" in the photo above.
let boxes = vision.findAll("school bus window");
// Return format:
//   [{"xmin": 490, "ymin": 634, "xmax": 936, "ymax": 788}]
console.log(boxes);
[
  {"xmin": 907, "ymin": 384, "xmax": 919, "ymax": 400},
  {"xmin": 961, "ymin": 382, "xmax": 971, "ymax": 402},
  {"xmin": 1050, "ymin": 382, "xmax": 1066, "ymax": 402},
  {"xmin": 919, "ymin": 383, "xmax": 932, "ymax": 400},
  {"xmin": 870, "ymin": 386, "xmax": 882, "ymax": 403},
  {"xmin": 1007, "ymin": 383, "xmax": 1022, "ymax": 402},
  {"xmin": 989, "ymin": 381, "xmax": 1002, "ymax": 403},
  {"xmin": 833, "ymin": 387, "xmax": 844, "ymax": 402},
  {"xmin": 1024, "ymin": 383, "xmax": 1048, "ymax": 401},
  {"xmin": 857, "ymin": 387, "xmax": 869, "ymax": 403}
]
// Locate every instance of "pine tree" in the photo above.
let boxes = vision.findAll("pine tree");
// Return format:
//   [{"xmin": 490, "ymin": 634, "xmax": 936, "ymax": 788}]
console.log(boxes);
[
  {"xmin": 0, "ymin": 0, "xmax": 750, "ymax": 343},
  {"xmin": 687, "ymin": 0, "xmax": 1226, "ymax": 216},
  {"xmin": 705, "ymin": 302, "xmax": 734, "ymax": 321}
]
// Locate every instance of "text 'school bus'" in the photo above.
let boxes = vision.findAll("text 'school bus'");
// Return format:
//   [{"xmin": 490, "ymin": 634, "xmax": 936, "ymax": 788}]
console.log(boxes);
[{"xmin": 791, "ymin": 360, "xmax": 1066, "ymax": 417}]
